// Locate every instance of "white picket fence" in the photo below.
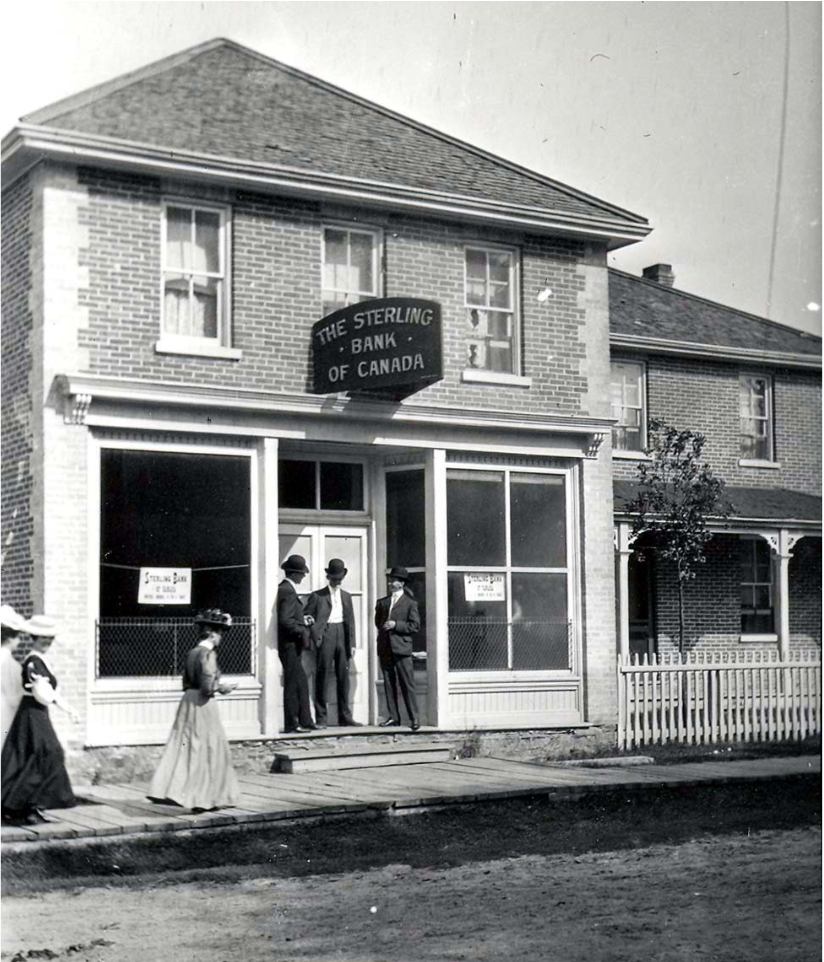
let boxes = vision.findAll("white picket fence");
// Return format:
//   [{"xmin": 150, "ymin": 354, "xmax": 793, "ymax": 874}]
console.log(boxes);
[{"xmin": 617, "ymin": 649, "xmax": 822, "ymax": 750}]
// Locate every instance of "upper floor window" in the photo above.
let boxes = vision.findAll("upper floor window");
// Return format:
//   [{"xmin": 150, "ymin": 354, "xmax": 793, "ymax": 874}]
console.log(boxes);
[
  {"xmin": 464, "ymin": 246, "xmax": 519, "ymax": 375},
  {"xmin": 322, "ymin": 227, "xmax": 381, "ymax": 317},
  {"xmin": 739, "ymin": 374, "xmax": 773, "ymax": 461},
  {"xmin": 740, "ymin": 537, "xmax": 774, "ymax": 635},
  {"xmin": 610, "ymin": 361, "xmax": 646, "ymax": 452},
  {"xmin": 162, "ymin": 202, "xmax": 229, "ymax": 344}
]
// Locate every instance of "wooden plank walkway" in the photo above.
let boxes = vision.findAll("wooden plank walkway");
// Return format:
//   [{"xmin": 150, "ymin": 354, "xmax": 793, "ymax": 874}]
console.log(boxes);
[{"xmin": 1, "ymin": 754, "xmax": 818, "ymax": 846}]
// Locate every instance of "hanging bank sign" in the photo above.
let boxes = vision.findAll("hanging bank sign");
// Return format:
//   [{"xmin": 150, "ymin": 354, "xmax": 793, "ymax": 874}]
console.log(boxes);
[{"xmin": 311, "ymin": 298, "xmax": 443, "ymax": 395}]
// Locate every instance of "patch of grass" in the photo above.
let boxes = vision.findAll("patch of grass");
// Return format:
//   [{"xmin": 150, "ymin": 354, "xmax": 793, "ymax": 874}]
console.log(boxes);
[
  {"xmin": 3, "ymin": 774, "xmax": 819, "ymax": 895},
  {"xmin": 578, "ymin": 735, "xmax": 821, "ymax": 767}
]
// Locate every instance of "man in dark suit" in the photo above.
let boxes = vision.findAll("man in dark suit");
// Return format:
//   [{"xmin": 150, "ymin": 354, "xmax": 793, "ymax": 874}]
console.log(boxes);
[
  {"xmin": 375, "ymin": 567, "xmax": 421, "ymax": 731},
  {"xmin": 305, "ymin": 559, "xmax": 360, "ymax": 728},
  {"xmin": 276, "ymin": 554, "xmax": 316, "ymax": 733}
]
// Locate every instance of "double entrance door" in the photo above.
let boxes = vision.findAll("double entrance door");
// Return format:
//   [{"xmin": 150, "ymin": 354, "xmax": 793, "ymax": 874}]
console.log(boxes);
[{"xmin": 279, "ymin": 524, "xmax": 371, "ymax": 725}]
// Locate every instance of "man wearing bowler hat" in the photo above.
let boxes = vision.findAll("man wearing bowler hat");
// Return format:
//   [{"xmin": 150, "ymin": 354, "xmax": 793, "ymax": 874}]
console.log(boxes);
[
  {"xmin": 276, "ymin": 555, "xmax": 316, "ymax": 733},
  {"xmin": 375, "ymin": 567, "xmax": 421, "ymax": 730},
  {"xmin": 305, "ymin": 559, "xmax": 360, "ymax": 728}
]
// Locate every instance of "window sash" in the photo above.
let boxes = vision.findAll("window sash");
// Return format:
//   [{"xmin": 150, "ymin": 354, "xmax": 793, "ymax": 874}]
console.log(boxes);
[
  {"xmin": 610, "ymin": 362, "xmax": 646, "ymax": 451},
  {"xmin": 740, "ymin": 538, "xmax": 774, "ymax": 633},
  {"xmin": 321, "ymin": 227, "xmax": 380, "ymax": 315},
  {"xmin": 739, "ymin": 375, "xmax": 773, "ymax": 460},
  {"xmin": 463, "ymin": 246, "xmax": 519, "ymax": 375},
  {"xmin": 161, "ymin": 203, "xmax": 227, "ymax": 342}
]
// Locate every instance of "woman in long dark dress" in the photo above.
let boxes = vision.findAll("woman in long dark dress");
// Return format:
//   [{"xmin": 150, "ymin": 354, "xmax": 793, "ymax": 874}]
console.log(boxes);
[
  {"xmin": 1, "ymin": 616, "xmax": 79, "ymax": 825},
  {"xmin": 148, "ymin": 609, "xmax": 239, "ymax": 811}
]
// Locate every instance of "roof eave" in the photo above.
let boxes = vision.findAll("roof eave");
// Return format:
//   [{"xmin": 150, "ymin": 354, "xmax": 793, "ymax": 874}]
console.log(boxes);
[
  {"xmin": 2, "ymin": 125, "xmax": 652, "ymax": 249},
  {"xmin": 610, "ymin": 332, "xmax": 821, "ymax": 371}
]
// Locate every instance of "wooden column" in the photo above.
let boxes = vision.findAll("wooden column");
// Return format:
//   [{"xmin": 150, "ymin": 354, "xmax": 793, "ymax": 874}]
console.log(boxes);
[
  {"xmin": 615, "ymin": 522, "xmax": 634, "ymax": 661},
  {"xmin": 425, "ymin": 448, "xmax": 448, "ymax": 727},
  {"xmin": 257, "ymin": 437, "xmax": 281, "ymax": 735}
]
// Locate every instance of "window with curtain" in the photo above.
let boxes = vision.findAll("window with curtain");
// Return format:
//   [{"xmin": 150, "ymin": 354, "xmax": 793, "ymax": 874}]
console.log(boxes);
[
  {"xmin": 464, "ymin": 246, "xmax": 519, "ymax": 374},
  {"xmin": 322, "ymin": 227, "xmax": 380, "ymax": 317},
  {"xmin": 739, "ymin": 374, "xmax": 773, "ymax": 461},
  {"xmin": 610, "ymin": 361, "xmax": 646, "ymax": 451},
  {"xmin": 162, "ymin": 203, "xmax": 228, "ymax": 342},
  {"xmin": 446, "ymin": 467, "xmax": 570, "ymax": 671}
]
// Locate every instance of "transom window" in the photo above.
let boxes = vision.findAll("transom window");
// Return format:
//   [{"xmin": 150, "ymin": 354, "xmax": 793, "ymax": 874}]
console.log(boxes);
[
  {"xmin": 446, "ymin": 467, "xmax": 570, "ymax": 671},
  {"xmin": 322, "ymin": 227, "xmax": 381, "ymax": 317},
  {"xmin": 739, "ymin": 374, "xmax": 773, "ymax": 461},
  {"xmin": 162, "ymin": 202, "xmax": 229, "ymax": 342},
  {"xmin": 464, "ymin": 246, "xmax": 519, "ymax": 374},
  {"xmin": 610, "ymin": 361, "xmax": 646, "ymax": 451},
  {"xmin": 740, "ymin": 537, "xmax": 774, "ymax": 634},
  {"xmin": 279, "ymin": 459, "xmax": 365, "ymax": 512}
]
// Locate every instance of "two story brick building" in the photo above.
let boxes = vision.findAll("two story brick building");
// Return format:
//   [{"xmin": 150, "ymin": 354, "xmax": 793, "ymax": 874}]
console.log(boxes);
[
  {"xmin": 610, "ymin": 266, "xmax": 821, "ymax": 661},
  {"xmin": 2, "ymin": 39, "xmax": 819, "ymax": 761}
]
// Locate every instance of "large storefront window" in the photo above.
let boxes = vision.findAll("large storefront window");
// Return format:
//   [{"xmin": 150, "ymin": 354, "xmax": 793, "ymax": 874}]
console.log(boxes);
[
  {"xmin": 385, "ymin": 469, "xmax": 426, "ymax": 656},
  {"xmin": 447, "ymin": 468, "xmax": 570, "ymax": 671},
  {"xmin": 98, "ymin": 450, "xmax": 252, "ymax": 677}
]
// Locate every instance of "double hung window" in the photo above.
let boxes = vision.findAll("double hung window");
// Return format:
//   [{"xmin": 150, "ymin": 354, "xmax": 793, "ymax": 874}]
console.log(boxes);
[
  {"xmin": 464, "ymin": 246, "xmax": 519, "ymax": 375},
  {"xmin": 610, "ymin": 361, "xmax": 646, "ymax": 452},
  {"xmin": 740, "ymin": 537, "xmax": 775, "ymax": 635},
  {"xmin": 739, "ymin": 374, "xmax": 773, "ymax": 461},
  {"xmin": 322, "ymin": 227, "xmax": 381, "ymax": 317},
  {"xmin": 161, "ymin": 202, "xmax": 229, "ymax": 345},
  {"xmin": 446, "ymin": 467, "xmax": 571, "ymax": 671}
]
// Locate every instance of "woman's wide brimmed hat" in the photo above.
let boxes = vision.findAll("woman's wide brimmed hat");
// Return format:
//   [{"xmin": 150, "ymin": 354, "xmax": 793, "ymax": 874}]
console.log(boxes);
[
  {"xmin": 27, "ymin": 615, "xmax": 59, "ymax": 638},
  {"xmin": 386, "ymin": 566, "xmax": 410, "ymax": 582},
  {"xmin": 325, "ymin": 558, "xmax": 348, "ymax": 578},
  {"xmin": 281, "ymin": 554, "xmax": 309, "ymax": 574},
  {"xmin": 0, "ymin": 604, "xmax": 30, "ymax": 633},
  {"xmin": 194, "ymin": 609, "xmax": 233, "ymax": 630}
]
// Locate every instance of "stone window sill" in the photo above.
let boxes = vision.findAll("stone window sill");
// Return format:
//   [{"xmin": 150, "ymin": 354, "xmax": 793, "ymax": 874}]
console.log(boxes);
[
  {"xmin": 155, "ymin": 339, "xmax": 242, "ymax": 360},
  {"xmin": 739, "ymin": 634, "xmax": 778, "ymax": 643},
  {"xmin": 612, "ymin": 450, "xmax": 650, "ymax": 461},
  {"xmin": 738, "ymin": 459, "xmax": 781, "ymax": 470},
  {"xmin": 461, "ymin": 370, "xmax": 532, "ymax": 388}
]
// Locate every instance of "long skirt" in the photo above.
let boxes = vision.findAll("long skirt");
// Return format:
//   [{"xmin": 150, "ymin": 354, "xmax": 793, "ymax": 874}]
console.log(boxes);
[
  {"xmin": 148, "ymin": 690, "xmax": 239, "ymax": 810},
  {"xmin": 1, "ymin": 699, "xmax": 76, "ymax": 816}
]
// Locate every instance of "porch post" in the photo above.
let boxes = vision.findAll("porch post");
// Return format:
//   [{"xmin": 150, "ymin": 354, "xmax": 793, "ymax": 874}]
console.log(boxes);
[
  {"xmin": 775, "ymin": 529, "xmax": 800, "ymax": 661},
  {"xmin": 257, "ymin": 437, "xmax": 281, "ymax": 735},
  {"xmin": 615, "ymin": 522, "xmax": 633, "ymax": 660},
  {"xmin": 425, "ymin": 448, "xmax": 448, "ymax": 728}
]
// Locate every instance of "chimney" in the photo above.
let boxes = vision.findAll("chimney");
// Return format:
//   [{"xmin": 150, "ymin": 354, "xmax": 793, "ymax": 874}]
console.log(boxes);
[{"xmin": 642, "ymin": 263, "xmax": 675, "ymax": 287}]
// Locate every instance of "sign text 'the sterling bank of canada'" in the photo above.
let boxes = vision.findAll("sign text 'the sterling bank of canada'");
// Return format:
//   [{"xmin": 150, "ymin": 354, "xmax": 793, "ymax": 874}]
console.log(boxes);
[{"xmin": 311, "ymin": 298, "xmax": 443, "ymax": 394}]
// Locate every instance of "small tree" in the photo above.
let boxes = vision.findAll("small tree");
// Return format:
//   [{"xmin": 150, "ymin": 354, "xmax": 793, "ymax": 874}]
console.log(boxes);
[{"xmin": 625, "ymin": 419, "xmax": 732, "ymax": 655}]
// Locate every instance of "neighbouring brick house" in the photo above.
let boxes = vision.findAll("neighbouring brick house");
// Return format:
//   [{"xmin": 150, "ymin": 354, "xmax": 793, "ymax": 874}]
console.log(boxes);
[
  {"xmin": 609, "ymin": 266, "xmax": 821, "ymax": 660},
  {"xmin": 1, "ymin": 39, "xmax": 818, "ymax": 766}
]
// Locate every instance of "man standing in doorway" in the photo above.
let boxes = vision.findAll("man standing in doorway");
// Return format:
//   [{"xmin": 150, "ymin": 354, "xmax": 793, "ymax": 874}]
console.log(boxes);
[
  {"xmin": 305, "ymin": 559, "xmax": 360, "ymax": 728},
  {"xmin": 276, "ymin": 555, "xmax": 317, "ymax": 733},
  {"xmin": 375, "ymin": 567, "xmax": 421, "ymax": 731}
]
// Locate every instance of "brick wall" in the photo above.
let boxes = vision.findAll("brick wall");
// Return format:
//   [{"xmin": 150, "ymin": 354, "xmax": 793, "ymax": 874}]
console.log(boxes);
[
  {"xmin": 789, "ymin": 537, "xmax": 822, "ymax": 646},
  {"xmin": 73, "ymin": 166, "xmax": 603, "ymax": 418},
  {"xmin": 611, "ymin": 351, "xmax": 821, "ymax": 496},
  {"xmin": 1, "ymin": 176, "xmax": 36, "ymax": 614}
]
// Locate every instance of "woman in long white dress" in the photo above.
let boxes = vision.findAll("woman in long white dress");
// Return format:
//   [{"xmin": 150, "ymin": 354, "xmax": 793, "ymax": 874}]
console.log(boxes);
[
  {"xmin": 1, "ymin": 605, "xmax": 29, "ymax": 748},
  {"xmin": 148, "ymin": 609, "xmax": 239, "ymax": 812}
]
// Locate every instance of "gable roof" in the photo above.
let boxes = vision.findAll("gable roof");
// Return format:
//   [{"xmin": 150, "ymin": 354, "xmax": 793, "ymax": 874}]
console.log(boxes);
[
  {"xmin": 609, "ymin": 268, "xmax": 821, "ymax": 365},
  {"xmin": 8, "ymin": 39, "xmax": 649, "ymax": 246}
]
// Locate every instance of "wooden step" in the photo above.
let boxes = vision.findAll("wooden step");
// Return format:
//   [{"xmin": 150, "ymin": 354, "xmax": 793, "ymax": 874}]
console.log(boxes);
[{"xmin": 272, "ymin": 742, "xmax": 453, "ymax": 774}]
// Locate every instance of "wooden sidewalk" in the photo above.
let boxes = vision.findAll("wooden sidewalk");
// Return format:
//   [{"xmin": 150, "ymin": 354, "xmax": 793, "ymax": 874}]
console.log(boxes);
[{"xmin": 1, "ymin": 754, "xmax": 818, "ymax": 847}]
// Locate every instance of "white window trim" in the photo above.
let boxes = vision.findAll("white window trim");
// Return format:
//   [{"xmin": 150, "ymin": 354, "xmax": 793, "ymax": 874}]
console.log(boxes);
[
  {"xmin": 443, "ymin": 460, "xmax": 579, "ymax": 678},
  {"xmin": 463, "ymin": 243, "xmax": 522, "ymax": 377},
  {"xmin": 738, "ymin": 459, "xmax": 782, "ymax": 470},
  {"xmin": 610, "ymin": 360, "xmax": 647, "ymax": 453},
  {"xmin": 158, "ymin": 199, "xmax": 233, "ymax": 352},
  {"xmin": 739, "ymin": 372, "xmax": 774, "ymax": 463},
  {"xmin": 321, "ymin": 223, "xmax": 383, "ymax": 313},
  {"xmin": 461, "ymin": 370, "xmax": 532, "ymax": 388}
]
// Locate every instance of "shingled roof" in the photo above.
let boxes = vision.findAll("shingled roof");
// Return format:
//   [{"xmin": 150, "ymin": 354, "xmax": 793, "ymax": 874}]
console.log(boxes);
[
  {"xmin": 609, "ymin": 269, "xmax": 821, "ymax": 359},
  {"xmin": 17, "ymin": 39, "xmax": 648, "ymax": 237}
]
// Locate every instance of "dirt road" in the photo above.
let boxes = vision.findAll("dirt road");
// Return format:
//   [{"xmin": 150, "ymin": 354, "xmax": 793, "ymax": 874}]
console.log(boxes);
[{"xmin": 3, "ymin": 826, "xmax": 819, "ymax": 962}]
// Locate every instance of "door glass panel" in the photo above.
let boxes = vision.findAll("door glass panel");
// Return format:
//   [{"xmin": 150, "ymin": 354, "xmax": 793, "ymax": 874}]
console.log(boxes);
[
  {"xmin": 322, "ymin": 535, "xmax": 363, "ymax": 592},
  {"xmin": 510, "ymin": 473, "xmax": 566, "ymax": 568}
]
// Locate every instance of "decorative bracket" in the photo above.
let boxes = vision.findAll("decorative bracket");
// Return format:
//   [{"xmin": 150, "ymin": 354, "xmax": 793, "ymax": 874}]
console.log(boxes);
[
  {"xmin": 65, "ymin": 393, "xmax": 92, "ymax": 425},
  {"xmin": 586, "ymin": 431, "xmax": 607, "ymax": 459},
  {"xmin": 757, "ymin": 530, "xmax": 803, "ymax": 558}
]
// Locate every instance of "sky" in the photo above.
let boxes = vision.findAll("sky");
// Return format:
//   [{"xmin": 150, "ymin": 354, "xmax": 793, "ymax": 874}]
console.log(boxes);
[{"xmin": 2, "ymin": 1, "xmax": 821, "ymax": 336}]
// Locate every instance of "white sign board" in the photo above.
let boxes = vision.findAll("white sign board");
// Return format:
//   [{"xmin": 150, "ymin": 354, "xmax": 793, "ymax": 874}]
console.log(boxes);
[
  {"xmin": 464, "ymin": 573, "xmax": 506, "ymax": 602},
  {"xmin": 138, "ymin": 568, "xmax": 192, "ymax": 605}
]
